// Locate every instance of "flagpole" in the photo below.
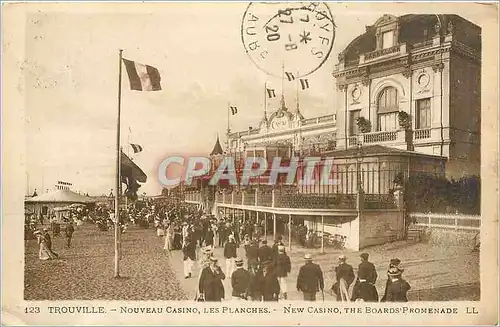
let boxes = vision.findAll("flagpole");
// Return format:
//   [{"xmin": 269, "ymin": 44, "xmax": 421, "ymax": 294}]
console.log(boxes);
[
  {"xmin": 114, "ymin": 49, "xmax": 123, "ymax": 278},
  {"xmin": 264, "ymin": 82, "xmax": 267, "ymax": 118},
  {"xmin": 227, "ymin": 102, "xmax": 230, "ymax": 133},
  {"xmin": 296, "ymin": 70, "xmax": 299, "ymax": 111},
  {"xmin": 281, "ymin": 62, "xmax": 285, "ymax": 101}
]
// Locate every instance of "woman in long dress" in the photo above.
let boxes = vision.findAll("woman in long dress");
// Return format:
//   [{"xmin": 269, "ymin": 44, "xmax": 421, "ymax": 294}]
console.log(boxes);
[
  {"xmin": 34, "ymin": 231, "xmax": 58, "ymax": 260},
  {"xmin": 164, "ymin": 224, "xmax": 173, "ymax": 251}
]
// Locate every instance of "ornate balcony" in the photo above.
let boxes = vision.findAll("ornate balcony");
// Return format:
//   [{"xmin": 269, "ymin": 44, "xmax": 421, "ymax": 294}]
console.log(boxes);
[
  {"xmin": 363, "ymin": 131, "xmax": 398, "ymax": 143},
  {"xmin": 363, "ymin": 44, "xmax": 403, "ymax": 61},
  {"xmin": 414, "ymin": 128, "xmax": 431, "ymax": 140}
]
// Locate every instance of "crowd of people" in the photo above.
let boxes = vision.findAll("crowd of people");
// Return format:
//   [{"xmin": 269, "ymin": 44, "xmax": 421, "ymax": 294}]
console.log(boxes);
[
  {"xmin": 150, "ymin": 198, "xmax": 411, "ymax": 303},
  {"xmin": 26, "ymin": 196, "xmax": 411, "ymax": 302}
]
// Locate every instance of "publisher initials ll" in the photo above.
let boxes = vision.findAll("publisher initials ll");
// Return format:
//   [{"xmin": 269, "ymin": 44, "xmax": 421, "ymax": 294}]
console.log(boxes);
[{"xmin": 466, "ymin": 307, "xmax": 478, "ymax": 314}]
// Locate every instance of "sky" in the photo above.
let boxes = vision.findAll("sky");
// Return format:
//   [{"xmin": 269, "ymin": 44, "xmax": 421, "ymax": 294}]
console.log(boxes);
[{"xmin": 24, "ymin": 2, "xmax": 486, "ymax": 196}]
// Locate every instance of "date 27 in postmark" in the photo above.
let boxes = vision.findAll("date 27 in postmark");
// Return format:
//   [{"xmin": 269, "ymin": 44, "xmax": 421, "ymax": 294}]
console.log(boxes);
[{"xmin": 241, "ymin": 2, "xmax": 336, "ymax": 79}]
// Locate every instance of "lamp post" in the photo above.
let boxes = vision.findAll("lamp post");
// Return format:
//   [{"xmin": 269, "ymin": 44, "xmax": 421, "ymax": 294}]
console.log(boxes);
[{"xmin": 356, "ymin": 135, "xmax": 364, "ymax": 211}]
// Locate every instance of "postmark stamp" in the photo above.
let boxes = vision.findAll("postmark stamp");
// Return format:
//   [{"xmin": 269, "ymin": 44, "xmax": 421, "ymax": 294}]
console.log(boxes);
[{"xmin": 241, "ymin": 2, "xmax": 336, "ymax": 78}]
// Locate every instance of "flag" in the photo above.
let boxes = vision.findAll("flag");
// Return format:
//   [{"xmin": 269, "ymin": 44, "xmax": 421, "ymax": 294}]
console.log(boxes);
[
  {"xmin": 266, "ymin": 88, "xmax": 276, "ymax": 98},
  {"xmin": 230, "ymin": 106, "xmax": 238, "ymax": 115},
  {"xmin": 285, "ymin": 72, "xmax": 295, "ymax": 81},
  {"xmin": 300, "ymin": 79, "xmax": 310, "ymax": 90},
  {"xmin": 130, "ymin": 143, "xmax": 143, "ymax": 153},
  {"xmin": 122, "ymin": 58, "xmax": 162, "ymax": 91},
  {"xmin": 121, "ymin": 151, "xmax": 147, "ymax": 201}
]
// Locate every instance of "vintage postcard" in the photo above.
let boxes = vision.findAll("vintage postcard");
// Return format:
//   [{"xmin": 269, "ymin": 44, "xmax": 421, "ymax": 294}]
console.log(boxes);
[{"xmin": 1, "ymin": 1, "xmax": 498, "ymax": 326}]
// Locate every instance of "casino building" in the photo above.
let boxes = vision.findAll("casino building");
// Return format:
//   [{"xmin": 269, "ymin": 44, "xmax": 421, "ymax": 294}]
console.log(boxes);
[{"xmin": 184, "ymin": 14, "xmax": 481, "ymax": 251}]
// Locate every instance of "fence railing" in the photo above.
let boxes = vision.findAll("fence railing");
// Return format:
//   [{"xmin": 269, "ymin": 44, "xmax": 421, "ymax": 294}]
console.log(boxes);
[
  {"xmin": 364, "ymin": 131, "xmax": 398, "ymax": 143},
  {"xmin": 410, "ymin": 212, "xmax": 481, "ymax": 231},
  {"xmin": 364, "ymin": 44, "xmax": 401, "ymax": 60},
  {"xmin": 415, "ymin": 128, "xmax": 431, "ymax": 139}
]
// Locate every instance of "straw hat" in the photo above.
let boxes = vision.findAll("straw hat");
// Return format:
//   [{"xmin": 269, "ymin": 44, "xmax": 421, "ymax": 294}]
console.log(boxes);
[{"xmin": 304, "ymin": 253, "xmax": 313, "ymax": 261}]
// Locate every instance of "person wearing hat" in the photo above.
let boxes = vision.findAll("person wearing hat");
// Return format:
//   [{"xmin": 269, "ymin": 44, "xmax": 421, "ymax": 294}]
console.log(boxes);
[
  {"xmin": 381, "ymin": 258, "xmax": 403, "ymax": 302},
  {"xmin": 224, "ymin": 234, "xmax": 238, "ymax": 277},
  {"xmin": 271, "ymin": 235, "xmax": 285, "ymax": 260},
  {"xmin": 273, "ymin": 245, "xmax": 291, "ymax": 300},
  {"xmin": 35, "ymin": 230, "xmax": 58, "ymax": 260},
  {"xmin": 332, "ymin": 254, "xmax": 355, "ymax": 301},
  {"xmin": 257, "ymin": 239, "xmax": 273, "ymax": 269},
  {"xmin": 198, "ymin": 256, "xmax": 226, "ymax": 301},
  {"xmin": 296, "ymin": 254, "xmax": 324, "ymax": 301},
  {"xmin": 351, "ymin": 267, "xmax": 379, "ymax": 302},
  {"xmin": 182, "ymin": 232, "xmax": 196, "ymax": 279},
  {"xmin": 231, "ymin": 258, "xmax": 251, "ymax": 300},
  {"xmin": 252, "ymin": 260, "xmax": 280, "ymax": 302},
  {"xmin": 383, "ymin": 267, "xmax": 410, "ymax": 302},
  {"xmin": 358, "ymin": 253, "xmax": 377, "ymax": 285},
  {"xmin": 246, "ymin": 239, "xmax": 259, "ymax": 275}
]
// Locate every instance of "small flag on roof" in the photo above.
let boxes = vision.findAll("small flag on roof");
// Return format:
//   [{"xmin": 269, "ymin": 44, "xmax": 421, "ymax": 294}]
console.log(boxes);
[{"xmin": 130, "ymin": 143, "xmax": 143, "ymax": 153}]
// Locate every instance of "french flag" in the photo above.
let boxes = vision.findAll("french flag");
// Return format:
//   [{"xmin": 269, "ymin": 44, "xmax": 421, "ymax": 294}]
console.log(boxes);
[{"xmin": 122, "ymin": 58, "xmax": 162, "ymax": 91}]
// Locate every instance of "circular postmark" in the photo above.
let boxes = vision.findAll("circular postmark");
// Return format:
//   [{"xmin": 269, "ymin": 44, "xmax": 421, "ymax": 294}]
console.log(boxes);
[{"xmin": 241, "ymin": 2, "xmax": 335, "ymax": 79}]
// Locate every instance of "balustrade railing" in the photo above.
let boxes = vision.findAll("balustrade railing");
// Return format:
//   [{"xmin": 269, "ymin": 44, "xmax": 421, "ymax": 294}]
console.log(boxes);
[
  {"xmin": 365, "ymin": 45, "xmax": 401, "ymax": 60},
  {"xmin": 414, "ymin": 128, "xmax": 431, "ymax": 139},
  {"xmin": 363, "ymin": 131, "xmax": 397, "ymax": 143},
  {"xmin": 348, "ymin": 136, "xmax": 359, "ymax": 147}
]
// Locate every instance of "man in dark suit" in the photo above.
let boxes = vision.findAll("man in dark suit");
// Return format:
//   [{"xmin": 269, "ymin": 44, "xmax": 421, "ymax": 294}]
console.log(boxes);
[
  {"xmin": 199, "ymin": 257, "xmax": 226, "ymax": 301},
  {"xmin": 333, "ymin": 254, "xmax": 355, "ymax": 301},
  {"xmin": 358, "ymin": 253, "xmax": 377, "ymax": 284},
  {"xmin": 182, "ymin": 233, "xmax": 196, "ymax": 279},
  {"xmin": 384, "ymin": 267, "xmax": 411, "ymax": 302},
  {"xmin": 246, "ymin": 240, "xmax": 259, "ymax": 275},
  {"xmin": 296, "ymin": 254, "xmax": 324, "ymax": 301},
  {"xmin": 257, "ymin": 240, "xmax": 273, "ymax": 269},
  {"xmin": 273, "ymin": 245, "xmax": 291, "ymax": 299},
  {"xmin": 231, "ymin": 258, "xmax": 251, "ymax": 300},
  {"xmin": 254, "ymin": 261, "xmax": 280, "ymax": 302}
]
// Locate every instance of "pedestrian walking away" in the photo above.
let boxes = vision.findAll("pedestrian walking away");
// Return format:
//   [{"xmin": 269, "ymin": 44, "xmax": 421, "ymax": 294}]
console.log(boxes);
[
  {"xmin": 254, "ymin": 260, "xmax": 280, "ymax": 302},
  {"xmin": 296, "ymin": 254, "xmax": 324, "ymax": 301},
  {"xmin": 351, "ymin": 267, "xmax": 379, "ymax": 302},
  {"xmin": 65, "ymin": 222, "xmax": 75, "ymax": 248},
  {"xmin": 273, "ymin": 245, "xmax": 291, "ymax": 300},
  {"xmin": 231, "ymin": 257, "xmax": 251, "ymax": 301},
  {"xmin": 358, "ymin": 252, "xmax": 377, "ymax": 284},
  {"xmin": 384, "ymin": 267, "xmax": 410, "ymax": 302},
  {"xmin": 332, "ymin": 254, "xmax": 356, "ymax": 301},
  {"xmin": 381, "ymin": 258, "xmax": 402, "ymax": 302}
]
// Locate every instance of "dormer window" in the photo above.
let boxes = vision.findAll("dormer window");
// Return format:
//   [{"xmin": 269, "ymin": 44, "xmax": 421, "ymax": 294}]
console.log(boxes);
[{"xmin": 382, "ymin": 31, "xmax": 394, "ymax": 49}]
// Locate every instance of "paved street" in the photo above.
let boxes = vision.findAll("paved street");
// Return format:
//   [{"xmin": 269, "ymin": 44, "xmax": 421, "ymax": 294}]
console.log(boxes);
[{"xmin": 25, "ymin": 224, "xmax": 479, "ymax": 301}]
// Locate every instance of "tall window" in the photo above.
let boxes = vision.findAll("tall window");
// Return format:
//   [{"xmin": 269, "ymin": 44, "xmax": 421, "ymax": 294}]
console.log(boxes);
[
  {"xmin": 377, "ymin": 87, "xmax": 399, "ymax": 131},
  {"xmin": 416, "ymin": 98, "xmax": 431, "ymax": 129},
  {"xmin": 382, "ymin": 31, "xmax": 394, "ymax": 49},
  {"xmin": 349, "ymin": 110, "xmax": 360, "ymax": 135}
]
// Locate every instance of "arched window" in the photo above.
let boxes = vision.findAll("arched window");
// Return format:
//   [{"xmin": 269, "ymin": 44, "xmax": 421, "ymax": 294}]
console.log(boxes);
[{"xmin": 377, "ymin": 87, "xmax": 399, "ymax": 131}]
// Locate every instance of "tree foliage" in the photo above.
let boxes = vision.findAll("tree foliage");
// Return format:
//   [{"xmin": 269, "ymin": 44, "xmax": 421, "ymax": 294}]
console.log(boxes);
[{"xmin": 402, "ymin": 173, "xmax": 480, "ymax": 214}]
